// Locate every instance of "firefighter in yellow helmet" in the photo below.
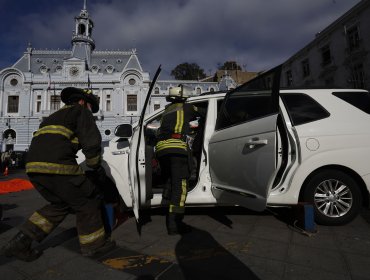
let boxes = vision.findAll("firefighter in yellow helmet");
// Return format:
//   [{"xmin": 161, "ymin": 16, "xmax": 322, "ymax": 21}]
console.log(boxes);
[
  {"xmin": 1, "ymin": 87, "xmax": 115, "ymax": 261},
  {"xmin": 155, "ymin": 85, "xmax": 205, "ymax": 235}
]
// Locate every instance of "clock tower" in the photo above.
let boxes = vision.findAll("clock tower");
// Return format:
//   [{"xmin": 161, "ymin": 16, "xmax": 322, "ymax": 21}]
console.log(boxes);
[{"xmin": 71, "ymin": 0, "xmax": 95, "ymax": 69}]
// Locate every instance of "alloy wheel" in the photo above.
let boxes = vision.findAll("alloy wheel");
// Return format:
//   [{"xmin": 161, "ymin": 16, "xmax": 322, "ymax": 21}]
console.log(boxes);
[{"xmin": 314, "ymin": 179, "xmax": 353, "ymax": 218}]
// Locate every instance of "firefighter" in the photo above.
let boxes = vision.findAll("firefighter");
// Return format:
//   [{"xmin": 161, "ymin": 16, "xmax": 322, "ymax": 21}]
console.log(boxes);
[
  {"xmin": 1, "ymin": 87, "xmax": 115, "ymax": 261},
  {"xmin": 155, "ymin": 85, "xmax": 205, "ymax": 235}
]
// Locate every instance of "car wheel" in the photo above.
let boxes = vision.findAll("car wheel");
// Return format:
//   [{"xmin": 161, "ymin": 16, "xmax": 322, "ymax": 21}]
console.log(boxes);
[{"xmin": 303, "ymin": 169, "xmax": 362, "ymax": 225}]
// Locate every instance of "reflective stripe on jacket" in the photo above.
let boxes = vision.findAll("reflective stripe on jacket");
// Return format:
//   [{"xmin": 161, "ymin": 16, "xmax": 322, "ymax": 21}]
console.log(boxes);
[
  {"xmin": 26, "ymin": 104, "xmax": 102, "ymax": 175},
  {"xmin": 155, "ymin": 102, "xmax": 201, "ymax": 157}
]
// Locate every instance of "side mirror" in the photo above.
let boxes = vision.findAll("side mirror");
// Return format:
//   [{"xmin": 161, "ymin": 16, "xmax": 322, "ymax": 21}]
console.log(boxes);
[{"xmin": 114, "ymin": 124, "xmax": 133, "ymax": 138}]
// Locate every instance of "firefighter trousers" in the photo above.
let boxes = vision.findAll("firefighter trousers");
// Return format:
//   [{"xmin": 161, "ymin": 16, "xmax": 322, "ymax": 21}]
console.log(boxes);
[
  {"xmin": 21, "ymin": 174, "xmax": 106, "ymax": 251},
  {"xmin": 158, "ymin": 154, "xmax": 189, "ymax": 214}
]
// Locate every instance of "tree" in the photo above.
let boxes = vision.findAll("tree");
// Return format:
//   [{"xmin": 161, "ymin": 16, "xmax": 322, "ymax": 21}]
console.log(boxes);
[
  {"xmin": 171, "ymin": 63, "xmax": 206, "ymax": 80},
  {"xmin": 218, "ymin": 61, "xmax": 242, "ymax": 71}
]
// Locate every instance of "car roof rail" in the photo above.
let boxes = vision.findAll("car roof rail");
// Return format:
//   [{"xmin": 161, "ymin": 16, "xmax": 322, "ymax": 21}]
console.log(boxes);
[
  {"xmin": 279, "ymin": 85, "xmax": 355, "ymax": 90},
  {"xmin": 199, "ymin": 90, "xmax": 227, "ymax": 96}
]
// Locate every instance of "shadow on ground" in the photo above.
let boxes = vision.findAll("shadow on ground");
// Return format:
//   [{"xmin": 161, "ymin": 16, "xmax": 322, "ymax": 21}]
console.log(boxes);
[
  {"xmin": 361, "ymin": 208, "xmax": 370, "ymax": 224},
  {"xmin": 172, "ymin": 226, "xmax": 260, "ymax": 280}
]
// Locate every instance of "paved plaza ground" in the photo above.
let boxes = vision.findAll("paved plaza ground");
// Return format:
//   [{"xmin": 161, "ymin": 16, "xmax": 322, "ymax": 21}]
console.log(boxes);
[{"xmin": 1, "ymin": 170, "xmax": 370, "ymax": 279}]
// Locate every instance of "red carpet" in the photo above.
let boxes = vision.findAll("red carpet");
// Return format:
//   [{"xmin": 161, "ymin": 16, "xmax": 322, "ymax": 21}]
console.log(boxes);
[{"xmin": 0, "ymin": 179, "xmax": 34, "ymax": 194}]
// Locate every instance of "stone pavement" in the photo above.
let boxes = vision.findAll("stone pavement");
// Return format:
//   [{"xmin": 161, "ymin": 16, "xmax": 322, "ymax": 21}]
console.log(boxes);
[{"xmin": 0, "ymin": 170, "xmax": 370, "ymax": 280}]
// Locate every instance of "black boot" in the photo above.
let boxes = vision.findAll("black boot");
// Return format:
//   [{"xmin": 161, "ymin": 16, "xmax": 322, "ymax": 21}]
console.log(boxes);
[
  {"xmin": 1, "ymin": 231, "xmax": 42, "ymax": 262},
  {"xmin": 166, "ymin": 213, "xmax": 192, "ymax": 235},
  {"xmin": 81, "ymin": 239, "xmax": 116, "ymax": 257}
]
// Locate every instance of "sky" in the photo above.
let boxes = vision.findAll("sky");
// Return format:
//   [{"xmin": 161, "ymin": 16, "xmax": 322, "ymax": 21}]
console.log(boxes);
[{"xmin": 0, "ymin": 0, "xmax": 363, "ymax": 78}]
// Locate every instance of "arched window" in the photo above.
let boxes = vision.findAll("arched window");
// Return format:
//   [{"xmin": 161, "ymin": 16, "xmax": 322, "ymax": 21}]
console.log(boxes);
[
  {"xmin": 78, "ymin": 24, "xmax": 86, "ymax": 35},
  {"xmin": 154, "ymin": 87, "xmax": 160, "ymax": 94},
  {"xmin": 3, "ymin": 128, "xmax": 16, "ymax": 150}
]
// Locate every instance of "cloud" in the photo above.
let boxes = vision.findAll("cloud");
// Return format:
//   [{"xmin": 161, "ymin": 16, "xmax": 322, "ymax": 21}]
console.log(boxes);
[{"xmin": 0, "ymin": 0, "xmax": 362, "ymax": 77}]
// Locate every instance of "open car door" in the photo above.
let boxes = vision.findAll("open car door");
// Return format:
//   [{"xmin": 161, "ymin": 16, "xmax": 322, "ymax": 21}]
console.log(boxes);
[
  {"xmin": 128, "ymin": 65, "xmax": 161, "ymax": 221},
  {"xmin": 209, "ymin": 66, "xmax": 282, "ymax": 211}
]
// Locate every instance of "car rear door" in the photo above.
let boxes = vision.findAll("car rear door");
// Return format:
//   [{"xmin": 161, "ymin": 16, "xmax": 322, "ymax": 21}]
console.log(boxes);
[
  {"xmin": 208, "ymin": 66, "xmax": 281, "ymax": 211},
  {"xmin": 128, "ymin": 65, "xmax": 161, "ymax": 221}
]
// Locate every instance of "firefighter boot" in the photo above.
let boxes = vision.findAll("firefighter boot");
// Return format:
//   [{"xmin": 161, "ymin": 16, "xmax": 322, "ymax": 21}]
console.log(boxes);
[
  {"xmin": 1, "ymin": 231, "xmax": 42, "ymax": 262},
  {"xmin": 81, "ymin": 239, "xmax": 116, "ymax": 257},
  {"xmin": 166, "ymin": 213, "xmax": 192, "ymax": 235}
]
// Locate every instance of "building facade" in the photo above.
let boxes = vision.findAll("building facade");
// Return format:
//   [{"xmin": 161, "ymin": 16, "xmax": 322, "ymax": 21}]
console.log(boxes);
[
  {"xmin": 0, "ymin": 3, "xmax": 226, "ymax": 152},
  {"xmin": 281, "ymin": 0, "xmax": 370, "ymax": 91}
]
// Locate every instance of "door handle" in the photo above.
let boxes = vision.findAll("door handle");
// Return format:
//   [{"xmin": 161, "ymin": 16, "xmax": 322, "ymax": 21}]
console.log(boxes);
[{"xmin": 246, "ymin": 139, "xmax": 268, "ymax": 149}]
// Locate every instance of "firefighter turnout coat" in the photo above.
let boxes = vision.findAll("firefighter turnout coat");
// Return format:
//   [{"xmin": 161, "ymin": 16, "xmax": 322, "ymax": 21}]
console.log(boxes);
[
  {"xmin": 26, "ymin": 104, "xmax": 102, "ymax": 174},
  {"xmin": 155, "ymin": 102, "xmax": 202, "ymax": 157}
]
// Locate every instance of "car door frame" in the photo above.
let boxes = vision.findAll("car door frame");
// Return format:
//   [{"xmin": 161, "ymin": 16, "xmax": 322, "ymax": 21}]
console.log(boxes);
[{"xmin": 128, "ymin": 65, "xmax": 162, "ymax": 221}]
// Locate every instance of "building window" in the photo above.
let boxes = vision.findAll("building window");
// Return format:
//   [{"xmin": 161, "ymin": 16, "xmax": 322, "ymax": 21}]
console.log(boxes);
[
  {"xmin": 351, "ymin": 63, "xmax": 365, "ymax": 89},
  {"xmin": 40, "ymin": 65, "xmax": 48, "ymax": 74},
  {"xmin": 8, "ymin": 96, "xmax": 19, "ymax": 113},
  {"xmin": 36, "ymin": 95, "xmax": 42, "ymax": 113},
  {"xmin": 104, "ymin": 129, "xmax": 111, "ymax": 136},
  {"xmin": 129, "ymin": 78, "xmax": 136, "ymax": 86},
  {"xmin": 196, "ymin": 88, "xmax": 201, "ymax": 95},
  {"xmin": 154, "ymin": 104, "xmax": 160, "ymax": 111},
  {"xmin": 346, "ymin": 25, "xmax": 360, "ymax": 52},
  {"xmin": 50, "ymin": 95, "xmax": 61, "ymax": 111},
  {"xmin": 286, "ymin": 70, "xmax": 293, "ymax": 86},
  {"xmin": 302, "ymin": 59, "xmax": 310, "ymax": 78},
  {"xmin": 55, "ymin": 65, "xmax": 62, "ymax": 73},
  {"xmin": 91, "ymin": 65, "xmax": 99, "ymax": 73},
  {"xmin": 321, "ymin": 45, "xmax": 332, "ymax": 66},
  {"xmin": 10, "ymin": 78, "xmax": 18, "ymax": 86},
  {"xmin": 106, "ymin": 94, "xmax": 112, "ymax": 111},
  {"xmin": 106, "ymin": 65, "xmax": 114, "ymax": 73},
  {"xmin": 78, "ymin": 24, "xmax": 86, "ymax": 35},
  {"xmin": 154, "ymin": 87, "xmax": 160, "ymax": 94},
  {"xmin": 127, "ymin": 95, "xmax": 137, "ymax": 111}
]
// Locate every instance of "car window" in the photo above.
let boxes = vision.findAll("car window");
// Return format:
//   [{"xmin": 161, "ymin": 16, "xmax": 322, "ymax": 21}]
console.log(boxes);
[
  {"xmin": 189, "ymin": 101, "xmax": 208, "ymax": 116},
  {"xmin": 145, "ymin": 115, "xmax": 161, "ymax": 146},
  {"xmin": 332, "ymin": 91, "xmax": 370, "ymax": 114},
  {"xmin": 216, "ymin": 92, "xmax": 274, "ymax": 130},
  {"xmin": 215, "ymin": 65, "xmax": 281, "ymax": 130},
  {"xmin": 217, "ymin": 99, "xmax": 224, "ymax": 114},
  {"xmin": 145, "ymin": 101, "xmax": 208, "ymax": 139},
  {"xmin": 281, "ymin": 93, "xmax": 330, "ymax": 126}
]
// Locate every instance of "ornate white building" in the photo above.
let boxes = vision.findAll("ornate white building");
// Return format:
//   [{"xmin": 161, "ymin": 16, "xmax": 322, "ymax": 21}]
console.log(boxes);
[{"xmin": 0, "ymin": 2, "xmax": 229, "ymax": 152}]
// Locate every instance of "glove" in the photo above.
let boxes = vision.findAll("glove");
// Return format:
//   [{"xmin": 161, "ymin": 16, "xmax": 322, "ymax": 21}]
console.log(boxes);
[{"xmin": 93, "ymin": 166, "xmax": 107, "ymax": 185}]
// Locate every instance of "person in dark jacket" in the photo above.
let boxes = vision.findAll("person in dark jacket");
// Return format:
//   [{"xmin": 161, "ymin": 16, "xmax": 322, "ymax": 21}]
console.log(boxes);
[
  {"xmin": 155, "ymin": 85, "xmax": 205, "ymax": 235},
  {"xmin": 1, "ymin": 87, "xmax": 115, "ymax": 261}
]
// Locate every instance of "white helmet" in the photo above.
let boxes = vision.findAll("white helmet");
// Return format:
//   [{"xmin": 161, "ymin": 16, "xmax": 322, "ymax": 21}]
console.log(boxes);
[{"xmin": 167, "ymin": 84, "xmax": 192, "ymax": 101}]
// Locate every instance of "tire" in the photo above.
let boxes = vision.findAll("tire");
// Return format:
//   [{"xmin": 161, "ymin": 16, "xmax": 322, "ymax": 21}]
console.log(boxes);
[{"xmin": 303, "ymin": 169, "xmax": 362, "ymax": 225}]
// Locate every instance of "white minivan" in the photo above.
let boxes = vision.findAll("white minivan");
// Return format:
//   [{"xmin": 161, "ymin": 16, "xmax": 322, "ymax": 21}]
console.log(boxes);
[{"xmin": 81, "ymin": 66, "xmax": 370, "ymax": 225}]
